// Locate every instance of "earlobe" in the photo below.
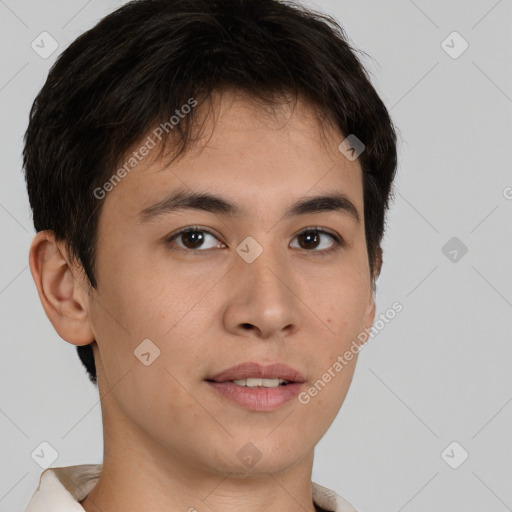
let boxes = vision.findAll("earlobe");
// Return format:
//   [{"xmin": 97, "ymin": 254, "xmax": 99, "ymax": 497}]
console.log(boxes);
[{"xmin": 28, "ymin": 230, "xmax": 95, "ymax": 346}]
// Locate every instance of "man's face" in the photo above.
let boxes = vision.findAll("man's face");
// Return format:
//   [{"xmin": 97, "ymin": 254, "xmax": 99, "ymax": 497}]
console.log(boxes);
[{"xmin": 86, "ymin": 90, "xmax": 376, "ymax": 476}]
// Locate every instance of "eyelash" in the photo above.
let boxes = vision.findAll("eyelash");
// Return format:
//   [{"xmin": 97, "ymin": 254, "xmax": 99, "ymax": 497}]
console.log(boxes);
[{"xmin": 164, "ymin": 225, "xmax": 344, "ymax": 255}]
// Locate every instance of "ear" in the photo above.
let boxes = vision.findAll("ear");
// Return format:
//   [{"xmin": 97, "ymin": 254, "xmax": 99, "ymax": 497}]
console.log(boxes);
[
  {"xmin": 361, "ymin": 246, "xmax": 383, "ymax": 343},
  {"xmin": 28, "ymin": 230, "xmax": 95, "ymax": 346}
]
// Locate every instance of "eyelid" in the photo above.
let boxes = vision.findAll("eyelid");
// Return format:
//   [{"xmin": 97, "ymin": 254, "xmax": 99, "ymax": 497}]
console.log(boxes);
[
  {"xmin": 295, "ymin": 226, "xmax": 342, "ymax": 242},
  {"xmin": 167, "ymin": 225, "xmax": 221, "ymax": 241}
]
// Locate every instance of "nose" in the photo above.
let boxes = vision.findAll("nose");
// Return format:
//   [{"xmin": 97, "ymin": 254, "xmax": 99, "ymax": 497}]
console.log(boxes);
[{"xmin": 222, "ymin": 245, "xmax": 302, "ymax": 340}]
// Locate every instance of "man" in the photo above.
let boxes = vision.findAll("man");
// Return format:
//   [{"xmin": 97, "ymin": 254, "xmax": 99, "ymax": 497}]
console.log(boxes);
[{"xmin": 23, "ymin": 0, "xmax": 398, "ymax": 510}]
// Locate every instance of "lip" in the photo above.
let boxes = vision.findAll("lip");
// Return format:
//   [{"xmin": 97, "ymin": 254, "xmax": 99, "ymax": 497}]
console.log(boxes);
[
  {"xmin": 207, "ymin": 362, "xmax": 306, "ymax": 383},
  {"xmin": 205, "ymin": 362, "xmax": 306, "ymax": 412}
]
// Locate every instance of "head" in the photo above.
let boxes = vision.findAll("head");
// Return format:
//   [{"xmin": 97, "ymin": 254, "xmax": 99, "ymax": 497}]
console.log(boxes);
[{"xmin": 24, "ymin": 0, "xmax": 397, "ymax": 477}]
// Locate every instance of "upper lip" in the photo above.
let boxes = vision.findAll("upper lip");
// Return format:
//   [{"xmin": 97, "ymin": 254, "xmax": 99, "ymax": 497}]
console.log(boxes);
[{"xmin": 207, "ymin": 362, "xmax": 305, "ymax": 383}]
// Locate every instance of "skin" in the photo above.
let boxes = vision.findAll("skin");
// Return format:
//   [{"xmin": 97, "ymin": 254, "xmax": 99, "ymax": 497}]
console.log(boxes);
[{"xmin": 29, "ymin": 89, "xmax": 381, "ymax": 512}]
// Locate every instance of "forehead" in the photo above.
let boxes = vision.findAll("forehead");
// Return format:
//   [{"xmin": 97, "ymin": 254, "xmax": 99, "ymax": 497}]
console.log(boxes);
[{"xmin": 101, "ymin": 89, "xmax": 364, "ymax": 223}]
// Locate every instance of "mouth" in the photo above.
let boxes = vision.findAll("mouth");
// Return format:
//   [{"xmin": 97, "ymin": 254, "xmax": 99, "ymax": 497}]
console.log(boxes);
[
  {"xmin": 226, "ymin": 377, "xmax": 290, "ymax": 388},
  {"xmin": 206, "ymin": 362, "xmax": 305, "ymax": 385},
  {"xmin": 205, "ymin": 362, "xmax": 306, "ymax": 411}
]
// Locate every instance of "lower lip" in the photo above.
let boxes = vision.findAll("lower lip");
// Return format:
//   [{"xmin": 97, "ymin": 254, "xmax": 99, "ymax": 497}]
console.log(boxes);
[{"xmin": 206, "ymin": 381, "xmax": 303, "ymax": 411}]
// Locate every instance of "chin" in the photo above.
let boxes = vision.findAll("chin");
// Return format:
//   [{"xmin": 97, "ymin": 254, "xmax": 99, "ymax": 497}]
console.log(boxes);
[{"xmin": 211, "ymin": 433, "xmax": 314, "ymax": 477}]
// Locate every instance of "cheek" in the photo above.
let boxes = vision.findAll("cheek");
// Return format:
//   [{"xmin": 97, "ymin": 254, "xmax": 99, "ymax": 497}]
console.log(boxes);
[
  {"xmin": 101, "ymin": 357, "xmax": 203, "ymax": 454},
  {"xmin": 304, "ymin": 269, "xmax": 370, "ymax": 390},
  {"xmin": 317, "ymin": 272, "xmax": 371, "ymax": 332},
  {"xmin": 93, "ymin": 255, "xmax": 183, "ymax": 339},
  {"xmin": 298, "ymin": 351, "xmax": 359, "ymax": 438}
]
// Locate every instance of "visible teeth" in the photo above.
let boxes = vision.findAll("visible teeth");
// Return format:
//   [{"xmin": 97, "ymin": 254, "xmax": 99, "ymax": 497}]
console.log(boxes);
[{"xmin": 232, "ymin": 378, "xmax": 288, "ymax": 388}]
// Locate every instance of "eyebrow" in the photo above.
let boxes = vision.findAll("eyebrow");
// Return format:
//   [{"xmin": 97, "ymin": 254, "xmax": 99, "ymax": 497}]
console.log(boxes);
[{"xmin": 137, "ymin": 189, "xmax": 360, "ymax": 224}]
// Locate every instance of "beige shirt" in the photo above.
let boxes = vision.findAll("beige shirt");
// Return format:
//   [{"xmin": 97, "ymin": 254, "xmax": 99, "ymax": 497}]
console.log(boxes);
[{"xmin": 25, "ymin": 463, "xmax": 358, "ymax": 512}]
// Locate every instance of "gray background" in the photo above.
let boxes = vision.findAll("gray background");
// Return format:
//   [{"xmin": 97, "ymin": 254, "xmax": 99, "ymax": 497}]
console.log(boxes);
[{"xmin": 1, "ymin": 0, "xmax": 511, "ymax": 510}]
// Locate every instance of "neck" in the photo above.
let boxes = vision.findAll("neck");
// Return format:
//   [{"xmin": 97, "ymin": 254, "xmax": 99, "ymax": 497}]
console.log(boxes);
[
  {"xmin": 80, "ymin": 458, "xmax": 320, "ymax": 512},
  {"xmin": 80, "ymin": 414, "xmax": 320, "ymax": 512}
]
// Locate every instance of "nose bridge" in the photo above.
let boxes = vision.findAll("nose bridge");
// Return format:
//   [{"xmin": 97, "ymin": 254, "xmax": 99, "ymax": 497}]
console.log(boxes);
[
  {"xmin": 231, "ymin": 234, "xmax": 300, "ymax": 335},
  {"xmin": 247, "ymin": 255, "xmax": 288, "ymax": 300},
  {"xmin": 237, "ymin": 231, "xmax": 290, "ymax": 292}
]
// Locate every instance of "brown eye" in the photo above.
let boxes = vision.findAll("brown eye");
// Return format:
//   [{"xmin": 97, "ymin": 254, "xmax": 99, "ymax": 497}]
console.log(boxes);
[
  {"xmin": 296, "ymin": 230, "xmax": 321, "ymax": 249},
  {"xmin": 180, "ymin": 229, "xmax": 206, "ymax": 249},
  {"xmin": 166, "ymin": 227, "xmax": 224, "ymax": 251},
  {"xmin": 291, "ymin": 228, "xmax": 342, "ymax": 253}
]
